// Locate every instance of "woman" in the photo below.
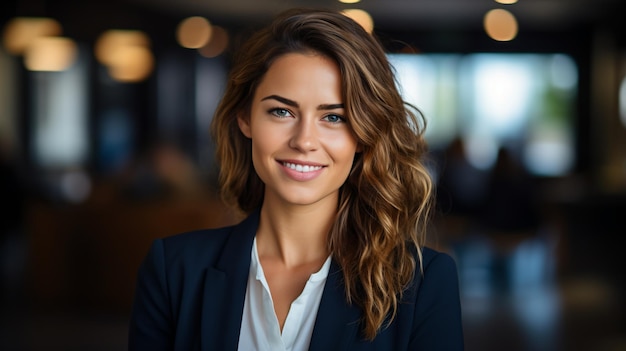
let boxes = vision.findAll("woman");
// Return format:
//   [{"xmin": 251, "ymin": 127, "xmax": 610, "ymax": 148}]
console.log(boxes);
[{"xmin": 129, "ymin": 7, "xmax": 464, "ymax": 350}]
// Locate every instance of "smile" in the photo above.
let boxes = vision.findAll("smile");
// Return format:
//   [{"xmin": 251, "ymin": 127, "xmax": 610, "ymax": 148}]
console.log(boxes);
[{"xmin": 281, "ymin": 162, "xmax": 324, "ymax": 173}]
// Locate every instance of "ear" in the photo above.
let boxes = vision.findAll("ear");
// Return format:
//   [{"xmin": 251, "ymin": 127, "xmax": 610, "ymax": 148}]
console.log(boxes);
[{"xmin": 237, "ymin": 114, "xmax": 252, "ymax": 138}]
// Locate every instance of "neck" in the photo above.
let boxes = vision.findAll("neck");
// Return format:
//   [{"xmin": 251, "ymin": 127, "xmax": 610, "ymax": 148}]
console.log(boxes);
[{"xmin": 256, "ymin": 201, "xmax": 334, "ymax": 268}]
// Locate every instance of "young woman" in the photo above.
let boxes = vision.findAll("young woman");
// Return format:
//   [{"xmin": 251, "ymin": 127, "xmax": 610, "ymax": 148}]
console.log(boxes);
[{"xmin": 129, "ymin": 8, "xmax": 464, "ymax": 350}]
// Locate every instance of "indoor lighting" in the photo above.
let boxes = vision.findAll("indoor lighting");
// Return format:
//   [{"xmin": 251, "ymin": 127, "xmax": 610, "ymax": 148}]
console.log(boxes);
[
  {"xmin": 94, "ymin": 29, "xmax": 153, "ymax": 82},
  {"xmin": 2, "ymin": 17, "xmax": 62, "ymax": 55},
  {"xmin": 341, "ymin": 9, "xmax": 374, "ymax": 34},
  {"xmin": 484, "ymin": 9, "xmax": 518, "ymax": 41},
  {"xmin": 107, "ymin": 45, "xmax": 154, "ymax": 83},
  {"xmin": 94, "ymin": 29, "xmax": 150, "ymax": 66},
  {"xmin": 198, "ymin": 25, "xmax": 229, "ymax": 58},
  {"xmin": 24, "ymin": 36, "xmax": 77, "ymax": 71},
  {"xmin": 177, "ymin": 16, "xmax": 212, "ymax": 49},
  {"xmin": 495, "ymin": 0, "xmax": 518, "ymax": 4}
]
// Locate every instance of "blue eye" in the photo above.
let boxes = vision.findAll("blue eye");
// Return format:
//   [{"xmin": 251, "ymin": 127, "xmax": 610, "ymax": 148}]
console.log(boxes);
[
  {"xmin": 323, "ymin": 114, "xmax": 345, "ymax": 123},
  {"xmin": 269, "ymin": 108, "xmax": 292, "ymax": 118}
]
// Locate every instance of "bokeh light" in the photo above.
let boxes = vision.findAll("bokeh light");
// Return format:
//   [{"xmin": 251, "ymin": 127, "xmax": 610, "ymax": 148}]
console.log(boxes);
[
  {"xmin": 177, "ymin": 16, "xmax": 212, "ymax": 49},
  {"xmin": 94, "ymin": 29, "xmax": 153, "ymax": 82},
  {"xmin": 94, "ymin": 30, "xmax": 150, "ymax": 66},
  {"xmin": 2, "ymin": 17, "xmax": 62, "ymax": 55},
  {"xmin": 24, "ymin": 36, "xmax": 77, "ymax": 71},
  {"xmin": 341, "ymin": 9, "xmax": 374, "ymax": 34},
  {"xmin": 107, "ymin": 45, "xmax": 154, "ymax": 83},
  {"xmin": 198, "ymin": 25, "xmax": 229, "ymax": 58},
  {"xmin": 484, "ymin": 9, "xmax": 518, "ymax": 41}
]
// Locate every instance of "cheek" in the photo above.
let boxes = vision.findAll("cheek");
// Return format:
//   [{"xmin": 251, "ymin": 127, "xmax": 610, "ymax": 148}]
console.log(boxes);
[
  {"xmin": 327, "ymin": 131, "xmax": 359, "ymax": 157},
  {"xmin": 249, "ymin": 128, "xmax": 282, "ymax": 165}
]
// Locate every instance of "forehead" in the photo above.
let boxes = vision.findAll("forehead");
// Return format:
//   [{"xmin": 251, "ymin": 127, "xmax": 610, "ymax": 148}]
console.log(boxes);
[{"xmin": 254, "ymin": 53, "xmax": 343, "ymax": 98}]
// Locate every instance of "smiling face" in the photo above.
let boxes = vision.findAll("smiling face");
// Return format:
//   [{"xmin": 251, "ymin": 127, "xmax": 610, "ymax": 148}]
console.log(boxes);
[{"xmin": 237, "ymin": 52, "xmax": 359, "ymax": 209}]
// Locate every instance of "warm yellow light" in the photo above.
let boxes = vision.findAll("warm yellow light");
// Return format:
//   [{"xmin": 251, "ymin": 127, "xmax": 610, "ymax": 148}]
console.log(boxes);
[
  {"xmin": 198, "ymin": 26, "xmax": 229, "ymax": 58},
  {"xmin": 24, "ymin": 36, "xmax": 77, "ymax": 71},
  {"xmin": 495, "ymin": 0, "xmax": 518, "ymax": 4},
  {"xmin": 94, "ymin": 29, "xmax": 153, "ymax": 82},
  {"xmin": 484, "ymin": 9, "xmax": 518, "ymax": 41},
  {"xmin": 177, "ymin": 16, "xmax": 212, "ymax": 49},
  {"xmin": 2, "ymin": 17, "xmax": 62, "ymax": 55},
  {"xmin": 341, "ymin": 9, "xmax": 374, "ymax": 34},
  {"xmin": 107, "ymin": 45, "xmax": 154, "ymax": 83},
  {"xmin": 94, "ymin": 30, "xmax": 150, "ymax": 66},
  {"xmin": 339, "ymin": 0, "xmax": 361, "ymax": 3}
]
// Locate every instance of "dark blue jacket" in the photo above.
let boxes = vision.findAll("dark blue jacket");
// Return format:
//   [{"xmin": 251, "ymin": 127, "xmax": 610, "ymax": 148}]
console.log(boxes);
[{"xmin": 128, "ymin": 209, "xmax": 464, "ymax": 350}]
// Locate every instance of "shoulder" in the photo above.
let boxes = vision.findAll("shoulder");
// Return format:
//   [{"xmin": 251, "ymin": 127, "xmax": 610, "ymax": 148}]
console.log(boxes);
[
  {"xmin": 149, "ymin": 209, "xmax": 259, "ymax": 268},
  {"xmin": 136, "ymin": 224, "xmax": 243, "ymax": 287},
  {"xmin": 134, "ymin": 226, "xmax": 238, "ymax": 282},
  {"xmin": 375, "ymin": 246, "xmax": 463, "ymax": 349},
  {"xmin": 157, "ymin": 225, "xmax": 236, "ymax": 263},
  {"xmin": 162, "ymin": 225, "xmax": 236, "ymax": 252},
  {"xmin": 407, "ymin": 246, "xmax": 461, "ymax": 307},
  {"xmin": 401, "ymin": 246, "xmax": 461, "ymax": 303},
  {"xmin": 420, "ymin": 246, "xmax": 459, "ymax": 275},
  {"xmin": 410, "ymin": 247, "xmax": 464, "ymax": 348}
]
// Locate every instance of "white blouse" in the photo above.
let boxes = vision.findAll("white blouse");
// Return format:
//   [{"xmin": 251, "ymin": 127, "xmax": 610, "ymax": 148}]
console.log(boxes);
[{"xmin": 237, "ymin": 237, "xmax": 332, "ymax": 351}]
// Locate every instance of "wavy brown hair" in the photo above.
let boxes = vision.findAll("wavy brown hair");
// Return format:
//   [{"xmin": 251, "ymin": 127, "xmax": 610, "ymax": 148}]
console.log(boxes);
[{"xmin": 210, "ymin": 7, "xmax": 433, "ymax": 340}]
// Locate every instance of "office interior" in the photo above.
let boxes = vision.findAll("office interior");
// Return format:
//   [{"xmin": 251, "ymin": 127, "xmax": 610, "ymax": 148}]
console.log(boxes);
[{"xmin": 1, "ymin": 0, "xmax": 625, "ymax": 350}]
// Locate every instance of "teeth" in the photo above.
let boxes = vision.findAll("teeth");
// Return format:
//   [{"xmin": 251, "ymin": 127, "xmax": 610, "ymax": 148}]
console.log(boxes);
[{"xmin": 283, "ymin": 162, "xmax": 323, "ymax": 172}]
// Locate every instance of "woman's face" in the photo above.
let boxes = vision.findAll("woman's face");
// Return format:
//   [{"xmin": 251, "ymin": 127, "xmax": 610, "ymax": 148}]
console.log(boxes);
[{"xmin": 238, "ymin": 52, "xmax": 359, "ymax": 209}]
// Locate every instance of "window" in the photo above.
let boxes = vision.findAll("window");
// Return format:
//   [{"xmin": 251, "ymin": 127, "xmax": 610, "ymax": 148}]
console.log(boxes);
[{"xmin": 389, "ymin": 53, "xmax": 578, "ymax": 176}]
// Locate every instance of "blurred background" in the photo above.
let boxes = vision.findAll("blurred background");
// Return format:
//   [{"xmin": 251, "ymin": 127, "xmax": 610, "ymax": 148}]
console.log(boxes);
[{"xmin": 1, "ymin": 0, "xmax": 625, "ymax": 350}]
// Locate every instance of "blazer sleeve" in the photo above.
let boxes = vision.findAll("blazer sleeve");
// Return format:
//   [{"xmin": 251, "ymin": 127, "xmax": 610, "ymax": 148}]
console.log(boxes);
[
  {"xmin": 409, "ymin": 252, "xmax": 464, "ymax": 350},
  {"xmin": 128, "ymin": 239, "xmax": 174, "ymax": 351}
]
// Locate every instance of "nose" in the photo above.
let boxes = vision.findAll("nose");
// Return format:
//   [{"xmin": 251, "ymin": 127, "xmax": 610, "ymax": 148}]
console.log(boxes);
[{"xmin": 289, "ymin": 118, "xmax": 319, "ymax": 152}]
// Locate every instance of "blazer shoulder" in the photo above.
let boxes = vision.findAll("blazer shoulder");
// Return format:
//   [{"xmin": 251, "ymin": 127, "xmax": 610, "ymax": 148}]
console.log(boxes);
[
  {"xmin": 157, "ymin": 225, "xmax": 237, "ymax": 265},
  {"xmin": 163, "ymin": 225, "xmax": 235, "ymax": 247},
  {"xmin": 401, "ymin": 246, "xmax": 460, "ymax": 302},
  {"xmin": 421, "ymin": 246, "xmax": 458, "ymax": 272},
  {"xmin": 156, "ymin": 208, "xmax": 260, "ymax": 266}
]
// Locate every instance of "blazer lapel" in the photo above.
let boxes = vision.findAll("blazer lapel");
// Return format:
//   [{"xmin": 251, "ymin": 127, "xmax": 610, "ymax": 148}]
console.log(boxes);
[
  {"xmin": 200, "ymin": 209, "xmax": 259, "ymax": 351},
  {"xmin": 308, "ymin": 260, "xmax": 362, "ymax": 351}
]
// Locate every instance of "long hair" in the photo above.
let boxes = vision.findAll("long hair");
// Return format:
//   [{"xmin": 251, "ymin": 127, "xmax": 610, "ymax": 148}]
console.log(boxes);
[{"xmin": 210, "ymin": 7, "xmax": 433, "ymax": 340}]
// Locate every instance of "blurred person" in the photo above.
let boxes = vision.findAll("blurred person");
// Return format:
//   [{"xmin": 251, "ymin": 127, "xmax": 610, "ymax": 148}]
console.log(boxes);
[
  {"xmin": 477, "ymin": 147, "xmax": 548, "ymax": 293},
  {"xmin": 435, "ymin": 137, "xmax": 487, "ymax": 220},
  {"xmin": 477, "ymin": 147, "xmax": 540, "ymax": 235},
  {"xmin": 129, "ymin": 8, "xmax": 464, "ymax": 350}
]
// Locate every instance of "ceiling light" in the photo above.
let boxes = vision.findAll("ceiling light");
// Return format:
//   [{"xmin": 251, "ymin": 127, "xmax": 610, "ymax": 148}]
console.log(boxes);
[
  {"xmin": 107, "ymin": 45, "xmax": 154, "ymax": 83},
  {"xmin": 177, "ymin": 16, "xmax": 212, "ymax": 49},
  {"xmin": 2, "ymin": 17, "xmax": 62, "ymax": 55},
  {"xmin": 95, "ymin": 30, "xmax": 150, "ymax": 66},
  {"xmin": 198, "ymin": 26, "xmax": 229, "ymax": 58},
  {"xmin": 24, "ymin": 36, "xmax": 77, "ymax": 71},
  {"xmin": 484, "ymin": 9, "xmax": 518, "ymax": 41},
  {"xmin": 341, "ymin": 9, "xmax": 374, "ymax": 34}
]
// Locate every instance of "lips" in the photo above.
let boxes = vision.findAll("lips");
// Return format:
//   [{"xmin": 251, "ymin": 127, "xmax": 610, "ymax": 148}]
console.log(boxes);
[
  {"xmin": 281, "ymin": 161, "xmax": 324, "ymax": 173},
  {"xmin": 278, "ymin": 160, "xmax": 326, "ymax": 181}
]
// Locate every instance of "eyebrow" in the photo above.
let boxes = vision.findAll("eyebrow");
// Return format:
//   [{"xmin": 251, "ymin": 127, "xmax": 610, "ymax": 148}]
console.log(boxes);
[{"xmin": 260, "ymin": 95, "xmax": 344, "ymax": 110}]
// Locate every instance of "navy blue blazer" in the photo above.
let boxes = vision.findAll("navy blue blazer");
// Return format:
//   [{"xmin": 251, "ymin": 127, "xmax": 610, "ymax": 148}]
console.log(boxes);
[{"xmin": 128, "ymin": 209, "xmax": 464, "ymax": 350}]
